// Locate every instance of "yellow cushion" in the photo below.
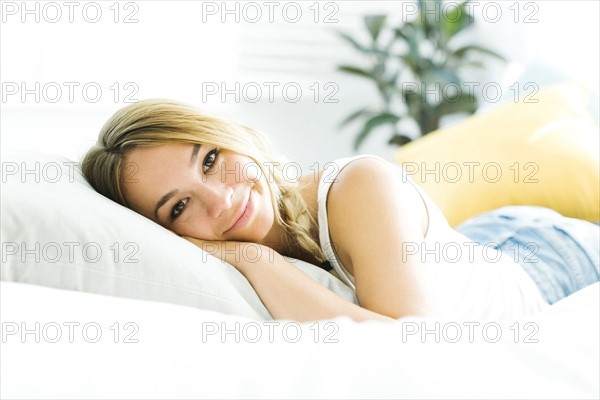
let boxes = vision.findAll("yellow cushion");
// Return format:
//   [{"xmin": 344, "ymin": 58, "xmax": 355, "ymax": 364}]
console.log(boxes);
[{"xmin": 395, "ymin": 82, "xmax": 600, "ymax": 227}]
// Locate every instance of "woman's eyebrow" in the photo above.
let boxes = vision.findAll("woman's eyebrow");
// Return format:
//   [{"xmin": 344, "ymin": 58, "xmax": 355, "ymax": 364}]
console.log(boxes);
[
  {"xmin": 154, "ymin": 189, "xmax": 178, "ymax": 221},
  {"xmin": 154, "ymin": 144, "xmax": 201, "ymax": 220},
  {"xmin": 190, "ymin": 144, "xmax": 201, "ymax": 166}
]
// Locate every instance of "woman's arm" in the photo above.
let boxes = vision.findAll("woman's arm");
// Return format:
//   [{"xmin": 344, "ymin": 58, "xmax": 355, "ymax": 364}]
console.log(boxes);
[
  {"xmin": 324, "ymin": 157, "xmax": 439, "ymax": 319},
  {"xmin": 184, "ymin": 157, "xmax": 436, "ymax": 321},
  {"xmin": 183, "ymin": 237, "xmax": 394, "ymax": 322}
]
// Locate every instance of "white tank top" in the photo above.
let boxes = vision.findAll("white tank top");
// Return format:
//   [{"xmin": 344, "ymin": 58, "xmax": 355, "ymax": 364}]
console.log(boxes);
[{"xmin": 317, "ymin": 155, "xmax": 549, "ymax": 320}]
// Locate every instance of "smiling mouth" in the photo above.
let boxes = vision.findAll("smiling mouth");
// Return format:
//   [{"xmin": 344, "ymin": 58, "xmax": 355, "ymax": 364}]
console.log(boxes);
[{"xmin": 225, "ymin": 192, "xmax": 250, "ymax": 233}]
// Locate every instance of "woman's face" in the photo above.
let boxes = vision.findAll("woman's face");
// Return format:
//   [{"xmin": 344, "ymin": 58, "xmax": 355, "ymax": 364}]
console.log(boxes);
[{"xmin": 121, "ymin": 143, "xmax": 277, "ymax": 243}]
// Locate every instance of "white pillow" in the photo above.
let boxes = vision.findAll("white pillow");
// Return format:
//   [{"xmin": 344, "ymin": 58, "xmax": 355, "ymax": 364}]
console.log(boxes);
[{"xmin": 0, "ymin": 151, "xmax": 357, "ymax": 320}]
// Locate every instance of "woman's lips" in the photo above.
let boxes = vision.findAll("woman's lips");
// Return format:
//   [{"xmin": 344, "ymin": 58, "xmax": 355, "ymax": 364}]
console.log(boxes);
[{"xmin": 225, "ymin": 191, "xmax": 253, "ymax": 233}]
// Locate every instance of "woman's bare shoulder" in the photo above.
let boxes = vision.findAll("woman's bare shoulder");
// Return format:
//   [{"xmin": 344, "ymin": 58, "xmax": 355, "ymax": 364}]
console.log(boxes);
[
  {"xmin": 324, "ymin": 157, "xmax": 433, "ymax": 316},
  {"xmin": 326, "ymin": 156, "xmax": 428, "ymax": 253}
]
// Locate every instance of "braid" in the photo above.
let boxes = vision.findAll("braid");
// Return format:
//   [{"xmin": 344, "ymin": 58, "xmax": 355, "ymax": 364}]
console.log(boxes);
[{"xmin": 276, "ymin": 182, "xmax": 326, "ymax": 264}]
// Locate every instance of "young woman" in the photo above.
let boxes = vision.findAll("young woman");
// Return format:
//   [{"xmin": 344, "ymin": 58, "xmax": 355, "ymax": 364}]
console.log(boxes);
[{"xmin": 81, "ymin": 100, "xmax": 600, "ymax": 322}]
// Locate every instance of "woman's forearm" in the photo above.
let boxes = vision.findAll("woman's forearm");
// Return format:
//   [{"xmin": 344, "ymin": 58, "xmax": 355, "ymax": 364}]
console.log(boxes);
[
  {"xmin": 183, "ymin": 237, "xmax": 394, "ymax": 322},
  {"xmin": 237, "ymin": 246, "xmax": 394, "ymax": 323}
]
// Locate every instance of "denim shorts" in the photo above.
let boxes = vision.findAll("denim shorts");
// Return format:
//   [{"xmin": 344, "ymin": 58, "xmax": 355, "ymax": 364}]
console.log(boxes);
[{"xmin": 455, "ymin": 206, "xmax": 600, "ymax": 305}]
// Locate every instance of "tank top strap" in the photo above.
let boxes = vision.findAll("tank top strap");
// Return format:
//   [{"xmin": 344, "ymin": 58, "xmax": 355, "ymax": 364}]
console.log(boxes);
[{"xmin": 316, "ymin": 155, "xmax": 448, "ymax": 288}]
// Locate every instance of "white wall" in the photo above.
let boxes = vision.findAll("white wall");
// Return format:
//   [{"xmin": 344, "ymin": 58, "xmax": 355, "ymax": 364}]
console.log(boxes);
[{"xmin": 2, "ymin": 1, "xmax": 598, "ymax": 168}]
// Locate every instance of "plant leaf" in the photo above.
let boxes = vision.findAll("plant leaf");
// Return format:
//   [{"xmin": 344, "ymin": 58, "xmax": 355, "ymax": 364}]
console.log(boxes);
[
  {"xmin": 406, "ymin": 28, "xmax": 420, "ymax": 62},
  {"xmin": 336, "ymin": 31, "xmax": 390, "ymax": 56},
  {"xmin": 422, "ymin": 66, "xmax": 462, "ymax": 85},
  {"xmin": 460, "ymin": 60, "xmax": 485, "ymax": 69},
  {"xmin": 338, "ymin": 65, "xmax": 373, "ymax": 80},
  {"xmin": 364, "ymin": 15, "xmax": 387, "ymax": 41},
  {"xmin": 353, "ymin": 113, "xmax": 400, "ymax": 150},
  {"xmin": 435, "ymin": 91, "xmax": 478, "ymax": 116},
  {"xmin": 338, "ymin": 108, "xmax": 373, "ymax": 128},
  {"xmin": 402, "ymin": 88, "xmax": 423, "ymax": 119},
  {"xmin": 396, "ymin": 25, "xmax": 421, "ymax": 74},
  {"xmin": 442, "ymin": 0, "xmax": 473, "ymax": 39},
  {"xmin": 419, "ymin": 0, "xmax": 443, "ymax": 40},
  {"xmin": 451, "ymin": 45, "xmax": 506, "ymax": 61},
  {"xmin": 393, "ymin": 26, "xmax": 409, "ymax": 42},
  {"xmin": 388, "ymin": 134, "xmax": 413, "ymax": 146},
  {"xmin": 336, "ymin": 32, "xmax": 369, "ymax": 53}
]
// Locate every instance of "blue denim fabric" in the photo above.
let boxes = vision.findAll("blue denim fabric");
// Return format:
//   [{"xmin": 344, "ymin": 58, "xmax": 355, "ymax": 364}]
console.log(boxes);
[{"xmin": 455, "ymin": 206, "xmax": 600, "ymax": 305}]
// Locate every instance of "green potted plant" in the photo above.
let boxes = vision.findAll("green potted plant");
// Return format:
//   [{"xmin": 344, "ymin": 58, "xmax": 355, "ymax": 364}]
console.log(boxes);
[{"xmin": 337, "ymin": 0, "xmax": 506, "ymax": 149}]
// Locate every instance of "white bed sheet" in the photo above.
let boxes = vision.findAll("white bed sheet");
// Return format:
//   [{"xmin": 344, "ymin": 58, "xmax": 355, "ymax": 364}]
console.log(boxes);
[{"xmin": 1, "ymin": 281, "xmax": 598, "ymax": 399}]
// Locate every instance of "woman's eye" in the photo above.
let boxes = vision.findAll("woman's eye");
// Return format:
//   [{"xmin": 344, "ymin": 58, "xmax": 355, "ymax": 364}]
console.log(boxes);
[
  {"xmin": 170, "ymin": 198, "xmax": 188, "ymax": 221},
  {"xmin": 203, "ymin": 148, "xmax": 219, "ymax": 173}
]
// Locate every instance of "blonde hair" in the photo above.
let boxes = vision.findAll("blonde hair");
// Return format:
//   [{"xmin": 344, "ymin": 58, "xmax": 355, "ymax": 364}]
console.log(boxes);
[{"xmin": 81, "ymin": 99, "xmax": 325, "ymax": 262}]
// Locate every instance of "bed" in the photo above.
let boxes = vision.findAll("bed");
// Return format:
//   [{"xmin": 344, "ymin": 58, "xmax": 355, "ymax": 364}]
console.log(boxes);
[
  {"xmin": 1, "ymin": 279, "xmax": 598, "ymax": 399},
  {"xmin": 2, "ymin": 82, "xmax": 599, "ymax": 398},
  {"xmin": 1, "ymin": 148, "xmax": 599, "ymax": 399}
]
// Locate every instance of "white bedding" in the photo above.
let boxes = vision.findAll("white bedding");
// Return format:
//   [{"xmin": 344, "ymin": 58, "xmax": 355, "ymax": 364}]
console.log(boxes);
[
  {"xmin": 1, "ymin": 151, "xmax": 358, "ymax": 320},
  {"xmin": 2, "ymin": 281, "xmax": 598, "ymax": 399}
]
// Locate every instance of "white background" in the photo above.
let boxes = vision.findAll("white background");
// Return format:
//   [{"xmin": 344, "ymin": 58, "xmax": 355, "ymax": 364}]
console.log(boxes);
[{"xmin": 1, "ymin": 0, "xmax": 599, "ymax": 168}]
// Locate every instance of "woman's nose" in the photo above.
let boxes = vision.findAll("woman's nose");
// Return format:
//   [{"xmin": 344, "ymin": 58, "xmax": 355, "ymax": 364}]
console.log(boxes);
[{"xmin": 201, "ymin": 184, "xmax": 234, "ymax": 218}]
